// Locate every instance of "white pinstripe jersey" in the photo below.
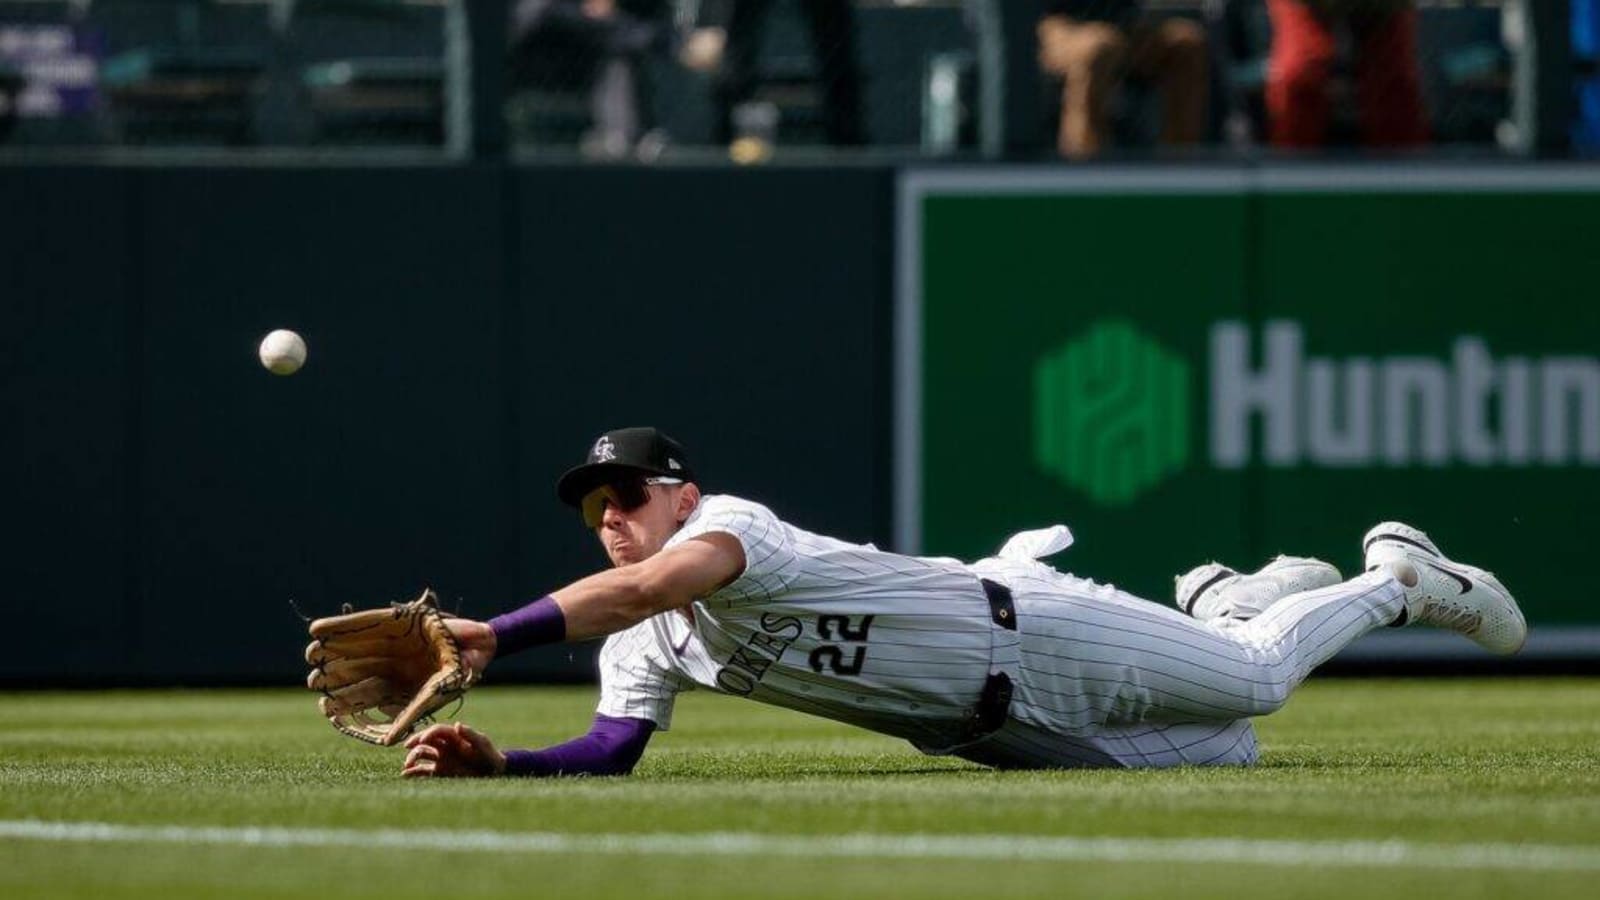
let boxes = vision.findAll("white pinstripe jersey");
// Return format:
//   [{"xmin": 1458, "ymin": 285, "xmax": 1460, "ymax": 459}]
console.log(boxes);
[
  {"xmin": 596, "ymin": 494, "xmax": 1023, "ymax": 749},
  {"xmin": 593, "ymin": 495, "xmax": 1405, "ymax": 771}
]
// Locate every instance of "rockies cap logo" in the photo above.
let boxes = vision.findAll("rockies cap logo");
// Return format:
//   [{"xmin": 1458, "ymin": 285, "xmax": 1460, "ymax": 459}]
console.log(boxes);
[{"xmin": 592, "ymin": 435, "xmax": 617, "ymax": 463}]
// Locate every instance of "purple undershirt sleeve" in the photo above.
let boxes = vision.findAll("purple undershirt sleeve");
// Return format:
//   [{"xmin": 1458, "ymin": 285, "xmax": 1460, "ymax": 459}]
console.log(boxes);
[
  {"xmin": 501, "ymin": 714, "xmax": 656, "ymax": 777},
  {"xmin": 488, "ymin": 595, "xmax": 566, "ymax": 657}
]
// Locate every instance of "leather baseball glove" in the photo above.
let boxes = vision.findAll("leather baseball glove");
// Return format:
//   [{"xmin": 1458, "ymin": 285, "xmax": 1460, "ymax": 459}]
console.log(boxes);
[{"xmin": 304, "ymin": 588, "xmax": 478, "ymax": 746}]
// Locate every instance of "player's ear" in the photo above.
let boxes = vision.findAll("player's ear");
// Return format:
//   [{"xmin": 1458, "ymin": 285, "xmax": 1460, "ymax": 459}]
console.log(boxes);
[{"xmin": 675, "ymin": 483, "xmax": 701, "ymax": 524}]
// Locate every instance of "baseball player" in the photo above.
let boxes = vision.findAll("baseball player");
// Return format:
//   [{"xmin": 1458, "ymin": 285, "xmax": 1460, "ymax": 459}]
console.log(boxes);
[{"xmin": 400, "ymin": 427, "xmax": 1526, "ymax": 777}]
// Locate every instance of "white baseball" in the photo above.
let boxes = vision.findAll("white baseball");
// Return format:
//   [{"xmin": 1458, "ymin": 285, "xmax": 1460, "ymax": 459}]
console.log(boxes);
[{"xmin": 258, "ymin": 329, "xmax": 307, "ymax": 376}]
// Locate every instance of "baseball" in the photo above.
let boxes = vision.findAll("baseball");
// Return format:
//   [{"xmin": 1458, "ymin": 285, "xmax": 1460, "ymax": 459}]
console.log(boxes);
[{"xmin": 258, "ymin": 329, "xmax": 307, "ymax": 376}]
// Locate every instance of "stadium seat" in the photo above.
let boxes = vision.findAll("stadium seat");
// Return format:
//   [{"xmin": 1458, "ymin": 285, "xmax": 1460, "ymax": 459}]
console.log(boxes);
[
  {"xmin": 90, "ymin": 0, "xmax": 271, "ymax": 145},
  {"xmin": 1417, "ymin": 2, "xmax": 1508, "ymax": 144},
  {"xmin": 286, "ymin": 0, "xmax": 448, "ymax": 146}
]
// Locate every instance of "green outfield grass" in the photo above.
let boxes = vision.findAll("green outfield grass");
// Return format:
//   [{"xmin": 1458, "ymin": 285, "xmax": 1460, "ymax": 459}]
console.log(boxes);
[{"xmin": 1, "ymin": 679, "xmax": 1597, "ymax": 899}]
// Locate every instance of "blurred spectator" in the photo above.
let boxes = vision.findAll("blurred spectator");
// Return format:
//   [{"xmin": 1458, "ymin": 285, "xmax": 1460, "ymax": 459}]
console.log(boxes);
[
  {"xmin": 0, "ymin": 66, "xmax": 18, "ymax": 144},
  {"xmin": 511, "ymin": 0, "xmax": 673, "ymax": 157},
  {"xmin": 1036, "ymin": 1, "xmax": 1208, "ymax": 159},
  {"xmin": 681, "ymin": 0, "xmax": 865, "ymax": 146},
  {"xmin": 1265, "ymin": 0, "xmax": 1428, "ymax": 148}
]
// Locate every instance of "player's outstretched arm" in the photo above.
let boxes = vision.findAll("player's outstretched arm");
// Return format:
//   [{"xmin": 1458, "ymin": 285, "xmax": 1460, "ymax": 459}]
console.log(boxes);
[
  {"xmin": 471, "ymin": 532, "xmax": 744, "ymax": 663},
  {"xmin": 551, "ymin": 533, "xmax": 745, "ymax": 640},
  {"xmin": 486, "ymin": 533, "xmax": 746, "ymax": 664},
  {"xmin": 401, "ymin": 717, "xmax": 656, "ymax": 779}
]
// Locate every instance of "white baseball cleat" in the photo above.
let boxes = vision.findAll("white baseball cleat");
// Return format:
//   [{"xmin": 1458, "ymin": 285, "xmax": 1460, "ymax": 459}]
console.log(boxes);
[
  {"xmin": 1175, "ymin": 556, "xmax": 1343, "ymax": 622},
  {"xmin": 1362, "ymin": 521, "xmax": 1527, "ymax": 655}
]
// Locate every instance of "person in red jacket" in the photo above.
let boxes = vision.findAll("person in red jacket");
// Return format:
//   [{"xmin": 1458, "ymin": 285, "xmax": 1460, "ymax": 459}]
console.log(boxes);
[{"xmin": 1266, "ymin": 0, "xmax": 1429, "ymax": 148}]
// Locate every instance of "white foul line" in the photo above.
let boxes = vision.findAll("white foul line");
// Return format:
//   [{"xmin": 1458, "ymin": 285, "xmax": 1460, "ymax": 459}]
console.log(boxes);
[{"xmin": 2, "ymin": 820, "xmax": 1598, "ymax": 872}]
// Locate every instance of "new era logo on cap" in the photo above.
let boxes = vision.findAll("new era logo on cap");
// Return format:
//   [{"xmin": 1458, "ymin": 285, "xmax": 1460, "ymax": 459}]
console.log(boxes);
[{"xmin": 558, "ymin": 427, "xmax": 697, "ymax": 507}]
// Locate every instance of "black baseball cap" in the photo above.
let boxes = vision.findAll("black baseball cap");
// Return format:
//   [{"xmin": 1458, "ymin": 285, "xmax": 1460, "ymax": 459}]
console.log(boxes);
[{"xmin": 556, "ymin": 427, "xmax": 696, "ymax": 507}]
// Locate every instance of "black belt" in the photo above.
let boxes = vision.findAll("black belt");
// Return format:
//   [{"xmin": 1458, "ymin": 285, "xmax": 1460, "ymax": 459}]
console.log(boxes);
[
  {"xmin": 982, "ymin": 577, "xmax": 1017, "ymax": 632},
  {"xmin": 968, "ymin": 578, "xmax": 1016, "ymax": 737}
]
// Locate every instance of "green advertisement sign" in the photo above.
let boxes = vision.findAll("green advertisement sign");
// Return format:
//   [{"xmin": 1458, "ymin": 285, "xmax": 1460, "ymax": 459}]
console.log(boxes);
[{"xmin": 898, "ymin": 167, "xmax": 1600, "ymax": 648}]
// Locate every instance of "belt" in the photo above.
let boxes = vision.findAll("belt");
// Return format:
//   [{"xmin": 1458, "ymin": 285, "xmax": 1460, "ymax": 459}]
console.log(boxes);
[
  {"xmin": 982, "ymin": 576, "xmax": 1017, "ymax": 632},
  {"xmin": 909, "ymin": 576, "xmax": 1022, "ymax": 756},
  {"xmin": 968, "ymin": 578, "xmax": 1017, "ymax": 738}
]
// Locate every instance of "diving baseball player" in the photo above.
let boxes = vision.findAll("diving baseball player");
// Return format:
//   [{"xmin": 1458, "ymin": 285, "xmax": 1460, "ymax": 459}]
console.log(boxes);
[{"xmin": 400, "ymin": 427, "xmax": 1527, "ymax": 776}]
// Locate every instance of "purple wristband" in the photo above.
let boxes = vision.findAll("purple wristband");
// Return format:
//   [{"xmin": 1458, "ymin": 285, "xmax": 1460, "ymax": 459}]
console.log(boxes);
[{"xmin": 488, "ymin": 595, "xmax": 566, "ymax": 657}]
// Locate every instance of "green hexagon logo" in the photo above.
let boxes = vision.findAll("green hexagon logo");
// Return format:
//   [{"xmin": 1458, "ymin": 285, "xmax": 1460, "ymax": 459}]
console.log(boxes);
[{"xmin": 1034, "ymin": 320, "xmax": 1190, "ymax": 505}]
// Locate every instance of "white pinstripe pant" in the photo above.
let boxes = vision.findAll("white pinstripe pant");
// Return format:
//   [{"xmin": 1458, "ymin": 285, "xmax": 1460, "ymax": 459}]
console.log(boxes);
[{"xmin": 957, "ymin": 566, "xmax": 1406, "ymax": 769}]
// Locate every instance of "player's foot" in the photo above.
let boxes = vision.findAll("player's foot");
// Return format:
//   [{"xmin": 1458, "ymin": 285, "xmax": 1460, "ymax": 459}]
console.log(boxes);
[
  {"xmin": 1362, "ymin": 521, "xmax": 1527, "ymax": 655},
  {"xmin": 1175, "ymin": 556, "xmax": 1342, "ymax": 622}
]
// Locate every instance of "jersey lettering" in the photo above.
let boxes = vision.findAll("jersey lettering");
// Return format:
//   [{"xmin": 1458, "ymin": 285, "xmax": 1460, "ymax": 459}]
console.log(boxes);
[
  {"xmin": 817, "ymin": 614, "xmax": 875, "ymax": 641},
  {"xmin": 810, "ymin": 614, "xmax": 874, "ymax": 677},
  {"xmin": 808, "ymin": 645, "xmax": 867, "ymax": 675},
  {"xmin": 713, "ymin": 613, "xmax": 803, "ymax": 696}
]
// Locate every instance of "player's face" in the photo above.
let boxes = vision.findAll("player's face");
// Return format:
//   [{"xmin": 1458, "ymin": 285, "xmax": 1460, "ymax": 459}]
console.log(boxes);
[{"xmin": 589, "ymin": 480, "xmax": 699, "ymax": 567}]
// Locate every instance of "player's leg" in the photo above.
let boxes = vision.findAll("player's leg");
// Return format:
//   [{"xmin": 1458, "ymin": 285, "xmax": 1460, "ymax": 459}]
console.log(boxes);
[
  {"xmin": 1178, "ymin": 526, "xmax": 1525, "ymax": 656},
  {"xmin": 1186, "ymin": 520, "xmax": 1526, "ymax": 706},
  {"xmin": 1220, "ymin": 569, "xmax": 1405, "ymax": 695},
  {"xmin": 1174, "ymin": 555, "xmax": 1343, "ymax": 622},
  {"xmin": 993, "ymin": 519, "xmax": 1522, "ymax": 743},
  {"xmin": 1000, "ymin": 563, "xmax": 1406, "ymax": 729},
  {"xmin": 1362, "ymin": 521, "xmax": 1525, "ymax": 654},
  {"xmin": 958, "ymin": 717, "xmax": 1258, "ymax": 770}
]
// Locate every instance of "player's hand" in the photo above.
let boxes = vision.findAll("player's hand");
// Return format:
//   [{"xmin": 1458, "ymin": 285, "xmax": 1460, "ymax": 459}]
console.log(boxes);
[
  {"xmin": 401, "ymin": 722, "xmax": 506, "ymax": 778},
  {"xmin": 442, "ymin": 618, "xmax": 496, "ymax": 681}
]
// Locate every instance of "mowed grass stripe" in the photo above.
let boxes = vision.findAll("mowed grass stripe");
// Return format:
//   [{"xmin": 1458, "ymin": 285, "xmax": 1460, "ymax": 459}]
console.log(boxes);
[{"xmin": 5, "ymin": 819, "xmax": 1599, "ymax": 872}]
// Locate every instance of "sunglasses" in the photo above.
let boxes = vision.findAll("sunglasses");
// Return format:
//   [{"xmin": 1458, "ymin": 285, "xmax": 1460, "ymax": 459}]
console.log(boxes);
[{"xmin": 580, "ymin": 476, "xmax": 684, "ymax": 528}]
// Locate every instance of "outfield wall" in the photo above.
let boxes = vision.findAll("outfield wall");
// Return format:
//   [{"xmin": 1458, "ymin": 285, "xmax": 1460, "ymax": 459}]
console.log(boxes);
[
  {"xmin": 4, "ymin": 161, "xmax": 1596, "ymax": 685},
  {"xmin": 2, "ymin": 164, "xmax": 894, "ymax": 684}
]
